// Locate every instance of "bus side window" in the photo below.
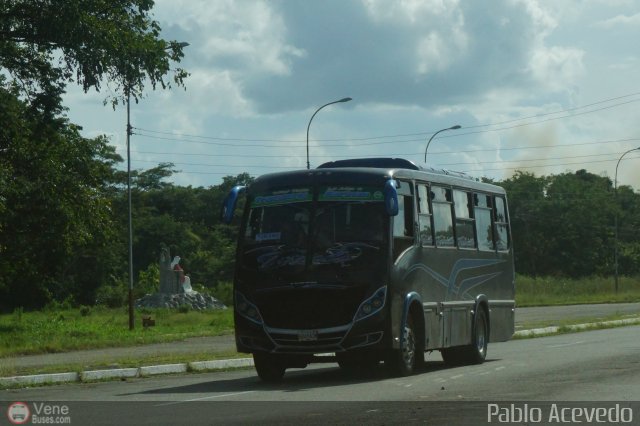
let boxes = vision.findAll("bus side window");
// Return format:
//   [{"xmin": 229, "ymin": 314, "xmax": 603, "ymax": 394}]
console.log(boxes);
[
  {"xmin": 393, "ymin": 182, "xmax": 415, "ymax": 260},
  {"xmin": 417, "ymin": 184, "xmax": 434, "ymax": 246},
  {"xmin": 474, "ymin": 193, "xmax": 495, "ymax": 251},
  {"xmin": 494, "ymin": 196, "xmax": 510, "ymax": 251},
  {"xmin": 431, "ymin": 186, "xmax": 454, "ymax": 247},
  {"xmin": 453, "ymin": 190, "xmax": 476, "ymax": 249}
]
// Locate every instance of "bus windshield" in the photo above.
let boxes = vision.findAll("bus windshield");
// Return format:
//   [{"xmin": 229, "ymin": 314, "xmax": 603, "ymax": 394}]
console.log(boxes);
[{"xmin": 240, "ymin": 186, "xmax": 388, "ymax": 284}]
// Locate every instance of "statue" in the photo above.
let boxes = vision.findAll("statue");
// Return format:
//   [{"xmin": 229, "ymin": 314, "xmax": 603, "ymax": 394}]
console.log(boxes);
[{"xmin": 159, "ymin": 247, "xmax": 175, "ymax": 294}]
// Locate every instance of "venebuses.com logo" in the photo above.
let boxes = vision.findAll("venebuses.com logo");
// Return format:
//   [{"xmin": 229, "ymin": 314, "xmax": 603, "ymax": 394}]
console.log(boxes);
[
  {"xmin": 6, "ymin": 402, "xmax": 30, "ymax": 425},
  {"xmin": 6, "ymin": 401, "xmax": 72, "ymax": 425}
]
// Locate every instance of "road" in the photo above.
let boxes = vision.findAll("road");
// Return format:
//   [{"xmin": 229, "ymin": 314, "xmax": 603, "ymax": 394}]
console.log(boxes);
[{"xmin": 2, "ymin": 326, "xmax": 639, "ymax": 425}]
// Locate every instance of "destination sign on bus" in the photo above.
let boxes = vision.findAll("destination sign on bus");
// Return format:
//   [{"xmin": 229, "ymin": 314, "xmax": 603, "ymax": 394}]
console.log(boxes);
[
  {"xmin": 251, "ymin": 189, "xmax": 312, "ymax": 207},
  {"xmin": 319, "ymin": 186, "xmax": 384, "ymax": 202}
]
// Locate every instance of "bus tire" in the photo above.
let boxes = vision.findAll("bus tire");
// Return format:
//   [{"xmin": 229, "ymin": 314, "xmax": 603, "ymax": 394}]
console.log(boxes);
[
  {"xmin": 466, "ymin": 306, "xmax": 489, "ymax": 364},
  {"xmin": 253, "ymin": 352, "xmax": 286, "ymax": 382},
  {"xmin": 386, "ymin": 312, "xmax": 420, "ymax": 376},
  {"xmin": 441, "ymin": 307, "xmax": 489, "ymax": 366}
]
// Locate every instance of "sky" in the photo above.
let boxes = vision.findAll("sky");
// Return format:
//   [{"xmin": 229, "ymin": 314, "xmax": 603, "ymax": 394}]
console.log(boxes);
[{"xmin": 63, "ymin": 0, "xmax": 640, "ymax": 190}]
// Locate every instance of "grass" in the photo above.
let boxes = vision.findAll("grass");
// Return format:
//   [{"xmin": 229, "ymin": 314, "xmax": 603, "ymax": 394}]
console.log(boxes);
[
  {"xmin": 516, "ymin": 275, "xmax": 640, "ymax": 307},
  {"xmin": 0, "ymin": 306, "xmax": 234, "ymax": 358}
]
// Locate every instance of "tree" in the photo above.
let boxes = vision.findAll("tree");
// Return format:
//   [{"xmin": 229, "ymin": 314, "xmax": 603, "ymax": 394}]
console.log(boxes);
[
  {"xmin": 0, "ymin": 0, "xmax": 188, "ymax": 111},
  {"xmin": 0, "ymin": 0, "xmax": 190, "ymax": 311},
  {"xmin": 496, "ymin": 168, "xmax": 636, "ymax": 278},
  {"xmin": 498, "ymin": 171, "xmax": 550, "ymax": 276},
  {"xmin": 0, "ymin": 85, "xmax": 123, "ymax": 310}
]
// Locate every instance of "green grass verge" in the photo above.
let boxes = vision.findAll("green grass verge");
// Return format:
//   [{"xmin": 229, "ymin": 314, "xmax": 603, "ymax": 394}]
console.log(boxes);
[
  {"xmin": 516, "ymin": 275, "xmax": 640, "ymax": 307},
  {"xmin": 0, "ymin": 306, "xmax": 233, "ymax": 358}
]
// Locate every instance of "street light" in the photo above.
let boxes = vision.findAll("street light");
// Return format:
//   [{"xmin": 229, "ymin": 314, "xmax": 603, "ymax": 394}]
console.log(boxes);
[
  {"xmin": 126, "ymin": 41, "xmax": 189, "ymax": 330},
  {"xmin": 613, "ymin": 146, "xmax": 640, "ymax": 294},
  {"xmin": 306, "ymin": 97, "xmax": 352, "ymax": 169},
  {"xmin": 424, "ymin": 125, "xmax": 461, "ymax": 163}
]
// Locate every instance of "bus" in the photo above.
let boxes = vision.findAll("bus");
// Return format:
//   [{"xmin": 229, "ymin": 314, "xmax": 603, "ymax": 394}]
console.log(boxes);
[{"xmin": 222, "ymin": 157, "xmax": 515, "ymax": 381}]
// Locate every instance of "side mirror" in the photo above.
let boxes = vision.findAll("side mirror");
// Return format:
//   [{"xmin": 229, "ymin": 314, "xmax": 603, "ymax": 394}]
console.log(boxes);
[
  {"xmin": 221, "ymin": 185, "xmax": 246, "ymax": 224},
  {"xmin": 384, "ymin": 180, "xmax": 399, "ymax": 216}
]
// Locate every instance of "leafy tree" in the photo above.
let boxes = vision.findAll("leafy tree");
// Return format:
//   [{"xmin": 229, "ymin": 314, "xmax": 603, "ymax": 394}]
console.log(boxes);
[
  {"xmin": 0, "ymin": 0, "xmax": 188, "ymax": 111},
  {"xmin": 497, "ymin": 168, "xmax": 639, "ymax": 278},
  {"xmin": 0, "ymin": 85, "xmax": 123, "ymax": 310},
  {"xmin": 498, "ymin": 171, "xmax": 550, "ymax": 276},
  {"xmin": 0, "ymin": 0, "xmax": 190, "ymax": 311}
]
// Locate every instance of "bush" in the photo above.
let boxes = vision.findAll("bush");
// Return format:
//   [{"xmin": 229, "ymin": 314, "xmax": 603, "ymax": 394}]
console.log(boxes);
[
  {"xmin": 44, "ymin": 297, "xmax": 73, "ymax": 312},
  {"xmin": 212, "ymin": 281, "xmax": 233, "ymax": 306},
  {"xmin": 95, "ymin": 280, "xmax": 127, "ymax": 308},
  {"xmin": 137, "ymin": 263, "xmax": 160, "ymax": 296}
]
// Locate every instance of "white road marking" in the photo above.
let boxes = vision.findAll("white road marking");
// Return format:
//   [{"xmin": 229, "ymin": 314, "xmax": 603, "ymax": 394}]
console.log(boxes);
[
  {"xmin": 154, "ymin": 390, "xmax": 256, "ymax": 406},
  {"xmin": 548, "ymin": 341, "xmax": 586, "ymax": 348},
  {"xmin": 495, "ymin": 366, "xmax": 505, "ymax": 371},
  {"xmin": 450, "ymin": 374, "xmax": 464, "ymax": 380}
]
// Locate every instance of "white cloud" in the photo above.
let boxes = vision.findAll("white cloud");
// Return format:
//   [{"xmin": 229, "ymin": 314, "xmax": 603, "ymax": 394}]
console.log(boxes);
[
  {"xmin": 595, "ymin": 12, "xmax": 640, "ymax": 28},
  {"xmin": 529, "ymin": 46, "xmax": 585, "ymax": 91},
  {"xmin": 155, "ymin": 0, "xmax": 305, "ymax": 76}
]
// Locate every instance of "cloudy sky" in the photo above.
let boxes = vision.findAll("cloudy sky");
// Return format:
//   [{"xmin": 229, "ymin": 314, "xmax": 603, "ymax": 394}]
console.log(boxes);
[{"xmin": 64, "ymin": 0, "xmax": 640, "ymax": 189}]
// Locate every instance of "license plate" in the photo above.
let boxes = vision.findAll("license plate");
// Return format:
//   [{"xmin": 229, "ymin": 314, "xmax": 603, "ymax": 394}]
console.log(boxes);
[{"xmin": 297, "ymin": 330, "xmax": 319, "ymax": 341}]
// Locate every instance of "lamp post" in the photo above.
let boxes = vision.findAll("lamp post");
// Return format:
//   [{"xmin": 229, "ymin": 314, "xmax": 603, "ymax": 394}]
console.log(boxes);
[
  {"xmin": 306, "ymin": 97, "xmax": 352, "ymax": 169},
  {"xmin": 613, "ymin": 146, "xmax": 640, "ymax": 294},
  {"xmin": 126, "ymin": 41, "xmax": 189, "ymax": 330},
  {"xmin": 424, "ymin": 125, "xmax": 461, "ymax": 163}
]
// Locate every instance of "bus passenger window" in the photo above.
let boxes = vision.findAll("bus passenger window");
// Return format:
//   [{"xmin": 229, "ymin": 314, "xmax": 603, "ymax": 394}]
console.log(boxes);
[
  {"xmin": 494, "ymin": 196, "xmax": 510, "ymax": 251},
  {"xmin": 393, "ymin": 194, "xmax": 415, "ymax": 260},
  {"xmin": 417, "ymin": 184, "xmax": 433, "ymax": 246},
  {"xmin": 474, "ymin": 193, "xmax": 494, "ymax": 251},
  {"xmin": 432, "ymin": 186, "xmax": 454, "ymax": 247},
  {"xmin": 393, "ymin": 196, "xmax": 414, "ymax": 238},
  {"xmin": 454, "ymin": 190, "xmax": 476, "ymax": 249}
]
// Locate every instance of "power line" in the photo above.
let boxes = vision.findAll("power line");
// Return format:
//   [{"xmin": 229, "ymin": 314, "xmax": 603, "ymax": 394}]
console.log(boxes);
[
  {"xmin": 461, "ymin": 154, "xmax": 640, "ymax": 173},
  {"xmin": 439, "ymin": 151, "xmax": 637, "ymax": 167},
  {"xmin": 129, "ymin": 154, "xmax": 640, "ymax": 176},
  {"xmin": 120, "ymin": 137, "xmax": 640, "ymax": 159},
  {"xmin": 132, "ymin": 92, "xmax": 640, "ymax": 147}
]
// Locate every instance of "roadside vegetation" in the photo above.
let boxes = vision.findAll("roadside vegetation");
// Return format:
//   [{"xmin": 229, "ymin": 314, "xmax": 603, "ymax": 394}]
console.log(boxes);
[
  {"xmin": 516, "ymin": 275, "xmax": 640, "ymax": 307},
  {"xmin": 0, "ymin": 306, "xmax": 233, "ymax": 358}
]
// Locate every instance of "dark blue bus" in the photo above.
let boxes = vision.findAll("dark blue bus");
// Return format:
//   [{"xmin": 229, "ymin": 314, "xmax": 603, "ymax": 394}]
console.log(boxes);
[{"xmin": 222, "ymin": 158, "xmax": 515, "ymax": 381}]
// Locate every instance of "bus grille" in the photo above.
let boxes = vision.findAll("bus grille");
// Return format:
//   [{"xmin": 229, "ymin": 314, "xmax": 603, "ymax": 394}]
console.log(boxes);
[{"xmin": 256, "ymin": 286, "xmax": 366, "ymax": 329}]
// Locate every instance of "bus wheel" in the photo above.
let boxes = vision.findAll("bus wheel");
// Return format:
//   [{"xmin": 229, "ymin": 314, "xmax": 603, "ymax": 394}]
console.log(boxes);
[
  {"xmin": 386, "ymin": 314, "xmax": 418, "ymax": 376},
  {"xmin": 253, "ymin": 352, "xmax": 286, "ymax": 382},
  {"xmin": 441, "ymin": 307, "xmax": 488, "ymax": 366},
  {"xmin": 467, "ymin": 306, "xmax": 489, "ymax": 364}
]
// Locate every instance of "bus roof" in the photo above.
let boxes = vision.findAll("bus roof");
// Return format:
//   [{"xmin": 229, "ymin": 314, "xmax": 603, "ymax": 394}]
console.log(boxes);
[{"xmin": 249, "ymin": 158, "xmax": 505, "ymax": 195}]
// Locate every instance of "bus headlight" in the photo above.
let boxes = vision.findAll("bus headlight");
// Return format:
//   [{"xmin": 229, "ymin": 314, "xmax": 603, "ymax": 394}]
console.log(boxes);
[
  {"xmin": 354, "ymin": 286, "xmax": 387, "ymax": 322},
  {"xmin": 235, "ymin": 291, "xmax": 264, "ymax": 325}
]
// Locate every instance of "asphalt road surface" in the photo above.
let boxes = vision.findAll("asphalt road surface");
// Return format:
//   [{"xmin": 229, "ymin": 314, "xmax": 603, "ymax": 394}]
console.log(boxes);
[{"xmin": 2, "ymin": 326, "xmax": 639, "ymax": 425}]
